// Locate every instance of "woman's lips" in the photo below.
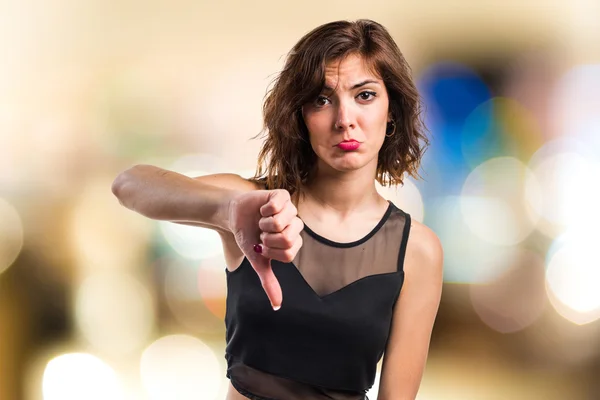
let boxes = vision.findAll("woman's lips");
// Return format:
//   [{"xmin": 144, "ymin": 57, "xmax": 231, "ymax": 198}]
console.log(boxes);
[{"xmin": 336, "ymin": 140, "xmax": 361, "ymax": 151}]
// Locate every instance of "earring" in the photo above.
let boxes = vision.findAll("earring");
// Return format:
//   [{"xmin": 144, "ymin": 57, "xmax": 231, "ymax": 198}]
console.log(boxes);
[{"xmin": 385, "ymin": 120, "xmax": 396, "ymax": 137}]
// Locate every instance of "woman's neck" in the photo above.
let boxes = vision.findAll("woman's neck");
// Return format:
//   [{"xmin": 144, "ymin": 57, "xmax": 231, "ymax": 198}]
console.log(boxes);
[{"xmin": 295, "ymin": 164, "xmax": 387, "ymax": 219}]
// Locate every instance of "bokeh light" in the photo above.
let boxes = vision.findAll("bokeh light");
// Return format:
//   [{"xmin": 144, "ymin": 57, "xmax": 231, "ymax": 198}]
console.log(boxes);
[
  {"xmin": 551, "ymin": 64, "xmax": 600, "ymax": 154},
  {"xmin": 376, "ymin": 177, "xmax": 424, "ymax": 222},
  {"xmin": 69, "ymin": 177, "xmax": 152, "ymax": 274},
  {"xmin": 168, "ymin": 154, "xmax": 228, "ymax": 176},
  {"xmin": 0, "ymin": 106, "xmax": 26, "ymax": 188},
  {"xmin": 460, "ymin": 157, "xmax": 540, "ymax": 246},
  {"xmin": 0, "ymin": 197, "xmax": 24, "ymax": 275},
  {"xmin": 526, "ymin": 139, "xmax": 600, "ymax": 237},
  {"xmin": 164, "ymin": 258, "xmax": 225, "ymax": 334},
  {"xmin": 197, "ymin": 257, "xmax": 228, "ymax": 320},
  {"xmin": 416, "ymin": 62, "xmax": 491, "ymax": 195},
  {"xmin": 428, "ymin": 196, "xmax": 519, "ymax": 283},
  {"xmin": 461, "ymin": 97, "xmax": 543, "ymax": 168},
  {"xmin": 523, "ymin": 298, "xmax": 600, "ymax": 367},
  {"xmin": 501, "ymin": 51, "xmax": 562, "ymax": 142},
  {"xmin": 418, "ymin": 62, "xmax": 491, "ymax": 129},
  {"xmin": 470, "ymin": 249, "xmax": 547, "ymax": 333},
  {"xmin": 75, "ymin": 272, "xmax": 155, "ymax": 355},
  {"xmin": 42, "ymin": 353, "xmax": 123, "ymax": 400},
  {"xmin": 545, "ymin": 232, "xmax": 600, "ymax": 325},
  {"xmin": 417, "ymin": 351, "xmax": 586, "ymax": 399},
  {"xmin": 140, "ymin": 334, "xmax": 223, "ymax": 400},
  {"xmin": 176, "ymin": 58, "xmax": 274, "ymax": 166},
  {"xmin": 159, "ymin": 221, "xmax": 223, "ymax": 260},
  {"xmin": 94, "ymin": 62, "xmax": 181, "ymax": 161}
]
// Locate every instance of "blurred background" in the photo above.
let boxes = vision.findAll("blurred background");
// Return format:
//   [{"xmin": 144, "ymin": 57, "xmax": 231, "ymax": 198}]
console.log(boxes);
[{"xmin": 1, "ymin": 0, "xmax": 599, "ymax": 399}]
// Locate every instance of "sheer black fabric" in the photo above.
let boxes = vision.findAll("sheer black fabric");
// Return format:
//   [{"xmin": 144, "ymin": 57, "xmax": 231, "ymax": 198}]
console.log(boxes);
[{"xmin": 224, "ymin": 202, "xmax": 411, "ymax": 400}]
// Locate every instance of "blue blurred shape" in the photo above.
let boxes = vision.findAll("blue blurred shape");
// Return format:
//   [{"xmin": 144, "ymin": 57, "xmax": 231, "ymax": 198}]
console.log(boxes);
[
  {"xmin": 461, "ymin": 99, "xmax": 501, "ymax": 167},
  {"xmin": 416, "ymin": 62, "xmax": 492, "ymax": 196},
  {"xmin": 418, "ymin": 62, "xmax": 492, "ymax": 127}
]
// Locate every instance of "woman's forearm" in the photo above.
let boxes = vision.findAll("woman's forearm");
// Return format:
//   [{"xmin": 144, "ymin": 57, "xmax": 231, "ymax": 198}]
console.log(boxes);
[{"xmin": 111, "ymin": 164, "xmax": 240, "ymax": 232}]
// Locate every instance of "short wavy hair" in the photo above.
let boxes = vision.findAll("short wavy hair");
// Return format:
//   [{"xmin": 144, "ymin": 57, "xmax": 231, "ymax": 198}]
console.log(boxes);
[{"xmin": 252, "ymin": 19, "xmax": 429, "ymax": 194}]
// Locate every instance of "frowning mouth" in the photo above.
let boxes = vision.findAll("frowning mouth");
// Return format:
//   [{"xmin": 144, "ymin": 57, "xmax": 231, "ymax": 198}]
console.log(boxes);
[{"xmin": 336, "ymin": 140, "xmax": 361, "ymax": 151}]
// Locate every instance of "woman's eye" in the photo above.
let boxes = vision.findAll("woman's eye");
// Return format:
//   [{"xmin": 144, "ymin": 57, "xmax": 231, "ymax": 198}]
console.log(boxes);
[
  {"xmin": 315, "ymin": 96, "xmax": 330, "ymax": 106},
  {"xmin": 358, "ymin": 91, "xmax": 376, "ymax": 101}
]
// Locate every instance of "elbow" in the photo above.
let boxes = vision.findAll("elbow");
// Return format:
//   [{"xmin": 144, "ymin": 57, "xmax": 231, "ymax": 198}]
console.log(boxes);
[
  {"xmin": 111, "ymin": 165, "xmax": 146, "ymax": 206},
  {"xmin": 111, "ymin": 171, "xmax": 127, "ymax": 200}
]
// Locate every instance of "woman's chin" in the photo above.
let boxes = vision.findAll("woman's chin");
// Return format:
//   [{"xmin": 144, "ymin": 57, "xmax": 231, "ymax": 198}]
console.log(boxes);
[{"xmin": 328, "ymin": 157, "xmax": 372, "ymax": 173}]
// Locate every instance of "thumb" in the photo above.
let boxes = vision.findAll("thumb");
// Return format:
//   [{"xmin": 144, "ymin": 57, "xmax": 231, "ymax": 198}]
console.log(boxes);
[{"xmin": 247, "ymin": 251, "xmax": 283, "ymax": 311}]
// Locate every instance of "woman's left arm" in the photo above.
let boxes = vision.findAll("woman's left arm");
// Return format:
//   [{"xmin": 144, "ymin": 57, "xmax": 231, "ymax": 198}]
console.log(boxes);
[{"xmin": 377, "ymin": 220, "xmax": 444, "ymax": 400}]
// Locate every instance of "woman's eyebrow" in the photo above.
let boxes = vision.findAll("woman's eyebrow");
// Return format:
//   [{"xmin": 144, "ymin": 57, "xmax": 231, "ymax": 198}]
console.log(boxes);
[{"xmin": 323, "ymin": 79, "xmax": 381, "ymax": 92}]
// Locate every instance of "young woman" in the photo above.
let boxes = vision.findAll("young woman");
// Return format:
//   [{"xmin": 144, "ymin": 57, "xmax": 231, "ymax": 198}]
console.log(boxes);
[{"xmin": 112, "ymin": 19, "xmax": 443, "ymax": 400}]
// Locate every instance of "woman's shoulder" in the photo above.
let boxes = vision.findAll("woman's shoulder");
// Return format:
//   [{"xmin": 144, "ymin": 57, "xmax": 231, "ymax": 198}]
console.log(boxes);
[{"xmin": 404, "ymin": 218, "xmax": 443, "ymax": 276}]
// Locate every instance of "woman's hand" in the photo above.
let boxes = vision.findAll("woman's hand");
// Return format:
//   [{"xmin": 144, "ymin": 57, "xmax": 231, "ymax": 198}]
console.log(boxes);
[{"xmin": 228, "ymin": 189, "xmax": 304, "ymax": 310}]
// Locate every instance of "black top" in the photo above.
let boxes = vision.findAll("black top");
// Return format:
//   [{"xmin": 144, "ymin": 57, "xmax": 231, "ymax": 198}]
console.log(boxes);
[{"xmin": 224, "ymin": 202, "xmax": 411, "ymax": 400}]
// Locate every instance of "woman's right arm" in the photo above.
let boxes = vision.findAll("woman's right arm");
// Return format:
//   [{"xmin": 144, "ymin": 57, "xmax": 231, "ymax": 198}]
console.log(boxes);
[
  {"xmin": 111, "ymin": 164, "xmax": 261, "ymax": 233},
  {"xmin": 111, "ymin": 164, "xmax": 301, "ymax": 309}
]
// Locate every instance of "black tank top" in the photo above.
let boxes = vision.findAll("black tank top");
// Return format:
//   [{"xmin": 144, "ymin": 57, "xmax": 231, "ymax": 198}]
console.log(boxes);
[{"xmin": 224, "ymin": 202, "xmax": 411, "ymax": 400}]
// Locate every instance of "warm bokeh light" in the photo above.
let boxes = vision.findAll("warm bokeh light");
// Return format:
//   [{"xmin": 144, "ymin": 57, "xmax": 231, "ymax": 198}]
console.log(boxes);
[
  {"xmin": 551, "ymin": 64, "xmax": 600, "ymax": 153},
  {"xmin": 429, "ymin": 196, "xmax": 519, "ymax": 283},
  {"xmin": 0, "ymin": 106, "xmax": 28, "ymax": 189},
  {"xmin": 140, "ymin": 334, "xmax": 223, "ymax": 400},
  {"xmin": 75, "ymin": 272, "xmax": 155, "ymax": 355},
  {"xmin": 460, "ymin": 157, "xmax": 540, "ymax": 246},
  {"xmin": 545, "ymin": 233, "xmax": 600, "ymax": 325},
  {"xmin": 527, "ymin": 141, "xmax": 600, "ymax": 237},
  {"xmin": 159, "ymin": 221, "xmax": 223, "ymax": 260},
  {"xmin": 69, "ymin": 178, "xmax": 152, "ymax": 274},
  {"xmin": 168, "ymin": 154, "xmax": 228, "ymax": 176},
  {"xmin": 469, "ymin": 249, "xmax": 547, "ymax": 333},
  {"xmin": 42, "ymin": 353, "xmax": 123, "ymax": 400},
  {"xmin": 197, "ymin": 257, "xmax": 228, "ymax": 320},
  {"xmin": 0, "ymin": 197, "xmax": 24, "ymax": 275},
  {"xmin": 416, "ymin": 352, "xmax": 587, "ymax": 399},
  {"xmin": 189, "ymin": 61, "xmax": 268, "ymax": 151},
  {"xmin": 163, "ymin": 258, "xmax": 225, "ymax": 334},
  {"xmin": 376, "ymin": 177, "xmax": 424, "ymax": 222}
]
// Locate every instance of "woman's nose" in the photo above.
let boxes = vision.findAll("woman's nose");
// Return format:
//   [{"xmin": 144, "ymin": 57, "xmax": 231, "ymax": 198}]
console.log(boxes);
[{"xmin": 334, "ymin": 102, "xmax": 356, "ymax": 131}]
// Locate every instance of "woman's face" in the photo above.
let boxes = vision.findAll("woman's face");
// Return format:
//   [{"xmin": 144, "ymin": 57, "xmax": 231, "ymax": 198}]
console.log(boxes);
[{"xmin": 302, "ymin": 54, "xmax": 390, "ymax": 175}]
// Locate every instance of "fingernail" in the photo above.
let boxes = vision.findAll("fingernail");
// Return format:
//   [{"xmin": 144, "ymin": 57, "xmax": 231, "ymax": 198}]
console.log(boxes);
[
  {"xmin": 253, "ymin": 244, "xmax": 262, "ymax": 253},
  {"xmin": 272, "ymin": 305, "xmax": 281, "ymax": 311}
]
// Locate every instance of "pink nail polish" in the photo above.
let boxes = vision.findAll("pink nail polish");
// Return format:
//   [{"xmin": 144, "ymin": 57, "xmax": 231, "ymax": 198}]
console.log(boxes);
[{"xmin": 253, "ymin": 244, "xmax": 262, "ymax": 253}]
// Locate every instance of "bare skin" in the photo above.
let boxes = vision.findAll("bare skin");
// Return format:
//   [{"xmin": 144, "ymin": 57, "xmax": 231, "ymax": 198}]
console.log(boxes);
[{"xmin": 112, "ymin": 54, "xmax": 443, "ymax": 400}]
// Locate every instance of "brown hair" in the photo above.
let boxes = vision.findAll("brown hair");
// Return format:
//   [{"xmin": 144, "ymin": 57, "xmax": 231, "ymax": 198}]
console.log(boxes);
[{"xmin": 252, "ymin": 19, "xmax": 429, "ymax": 194}]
